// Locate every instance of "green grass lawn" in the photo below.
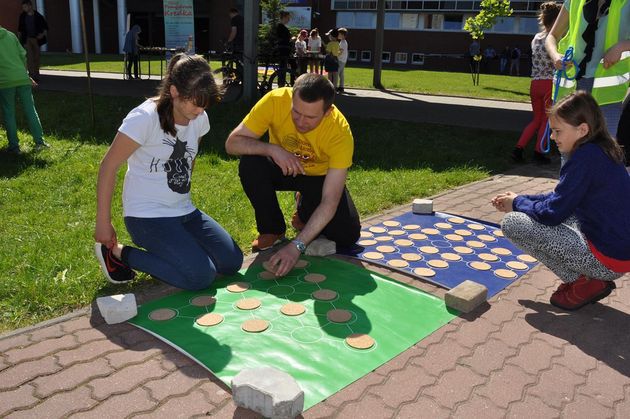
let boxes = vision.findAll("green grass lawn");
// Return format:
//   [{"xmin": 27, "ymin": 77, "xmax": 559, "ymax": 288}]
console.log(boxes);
[
  {"xmin": 40, "ymin": 53, "xmax": 530, "ymax": 102},
  {"xmin": 0, "ymin": 90, "xmax": 515, "ymax": 332}
]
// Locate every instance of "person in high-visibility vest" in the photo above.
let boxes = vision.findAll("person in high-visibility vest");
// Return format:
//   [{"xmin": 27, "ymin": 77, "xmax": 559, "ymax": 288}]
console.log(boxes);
[{"xmin": 545, "ymin": 0, "xmax": 629, "ymax": 138}]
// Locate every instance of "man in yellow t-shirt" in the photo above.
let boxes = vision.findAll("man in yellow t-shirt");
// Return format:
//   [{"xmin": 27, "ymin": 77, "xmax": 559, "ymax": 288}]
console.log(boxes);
[{"xmin": 226, "ymin": 73, "xmax": 361, "ymax": 276}]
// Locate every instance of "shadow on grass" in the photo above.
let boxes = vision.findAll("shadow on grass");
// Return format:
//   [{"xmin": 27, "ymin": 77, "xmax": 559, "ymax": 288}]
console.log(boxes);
[
  {"xmin": 0, "ymin": 150, "xmax": 50, "ymax": 178},
  {"xmin": 484, "ymin": 86, "xmax": 530, "ymax": 98}
]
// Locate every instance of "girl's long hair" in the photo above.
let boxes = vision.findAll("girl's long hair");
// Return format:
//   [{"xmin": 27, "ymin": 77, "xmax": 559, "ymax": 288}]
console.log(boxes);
[
  {"xmin": 154, "ymin": 53, "xmax": 220, "ymax": 137},
  {"xmin": 551, "ymin": 90, "xmax": 624, "ymax": 164}
]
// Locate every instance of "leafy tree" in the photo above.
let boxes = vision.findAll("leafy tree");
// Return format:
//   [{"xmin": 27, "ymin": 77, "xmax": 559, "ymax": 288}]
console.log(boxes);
[
  {"xmin": 258, "ymin": 0, "xmax": 285, "ymax": 63},
  {"xmin": 464, "ymin": 0, "xmax": 513, "ymax": 40}
]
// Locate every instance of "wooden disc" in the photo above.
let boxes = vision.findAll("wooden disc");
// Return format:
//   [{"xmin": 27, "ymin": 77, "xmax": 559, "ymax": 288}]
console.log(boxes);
[
  {"xmin": 369, "ymin": 226, "xmax": 386, "ymax": 234},
  {"xmin": 376, "ymin": 245, "xmax": 396, "ymax": 253},
  {"xmin": 477, "ymin": 234, "xmax": 496, "ymax": 242},
  {"xmin": 312, "ymin": 289, "xmax": 337, "ymax": 301},
  {"xmin": 448, "ymin": 217, "xmax": 466, "ymax": 224},
  {"xmin": 294, "ymin": 259, "xmax": 309, "ymax": 268},
  {"xmin": 435, "ymin": 222, "xmax": 452, "ymax": 229},
  {"xmin": 444, "ymin": 234, "xmax": 464, "ymax": 241},
  {"xmin": 259, "ymin": 271, "xmax": 277, "ymax": 280},
  {"xmin": 327, "ymin": 309, "xmax": 352, "ymax": 323},
  {"xmin": 454, "ymin": 229, "xmax": 473, "ymax": 237},
  {"xmin": 280, "ymin": 303, "xmax": 306, "ymax": 316},
  {"xmin": 413, "ymin": 267, "xmax": 436, "ymax": 277},
  {"xmin": 506, "ymin": 261, "xmax": 528, "ymax": 270},
  {"xmin": 374, "ymin": 236, "xmax": 394, "ymax": 242},
  {"xmin": 491, "ymin": 247, "xmax": 512, "ymax": 256},
  {"xmin": 227, "ymin": 282, "xmax": 250, "ymax": 293},
  {"xmin": 389, "ymin": 230, "xmax": 406, "ymax": 236},
  {"xmin": 191, "ymin": 296, "xmax": 216, "ymax": 307},
  {"xmin": 149, "ymin": 308, "xmax": 176, "ymax": 321},
  {"xmin": 364, "ymin": 251, "xmax": 384, "ymax": 260},
  {"xmin": 492, "ymin": 229, "xmax": 505, "ymax": 237},
  {"xmin": 360, "ymin": 231, "xmax": 373, "ymax": 238},
  {"xmin": 383, "ymin": 220, "xmax": 401, "ymax": 227},
  {"xmin": 402, "ymin": 253, "xmax": 423, "ymax": 261},
  {"xmin": 478, "ymin": 253, "xmax": 499, "ymax": 262},
  {"xmin": 517, "ymin": 254, "xmax": 538, "ymax": 263},
  {"xmin": 195, "ymin": 313, "xmax": 223, "ymax": 327},
  {"xmin": 428, "ymin": 259, "xmax": 449, "ymax": 269},
  {"xmin": 408, "ymin": 233, "xmax": 428, "ymax": 241},
  {"xmin": 304, "ymin": 273, "xmax": 326, "ymax": 283},
  {"xmin": 358, "ymin": 239, "xmax": 378, "ymax": 246},
  {"xmin": 419, "ymin": 246, "xmax": 439, "ymax": 254},
  {"xmin": 468, "ymin": 224, "xmax": 485, "ymax": 231},
  {"xmin": 345, "ymin": 333, "xmax": 375, "ymax": 349},
  {"xmin": 495, "ymin": 268, "xmax": 517, "ymax": 279},
  {"xmin": 387, "ymin": 259, "xmax": 409, "ymax": 268},
  {"xmin": 453, "ymin": 246, "xmax": 474, "ymax": 254},
  {"xmin": 441, "ymin": 253, "xmax": 461, "ymax": 261},
  {"xmin": 242, "ymin": 319, "xmax": 269, "ymax": 333},
  {"xmin": 470, "ymin": 261, "xmax": 492, "ymax": 271},
  {"xmin": 421, "ymin": 228, "xmax": 440, "ymax": 235},
  {"xmin": 236, "ymin": 298, "xmax": 261, "ymax": 310},
  {"xmin": 403, "ymin": 224, "xmax": 421, "ymax": 230},
  {"xmin": 466, "ymin": 240, "xmax": 485, "ymax": 248},
  {"xmin": 394, "ymin": 239, "xmax": 414, "ymax": 247},
  {"xmin": 262, "ymin": 260, "xmax": 278, "ymax": 273}
]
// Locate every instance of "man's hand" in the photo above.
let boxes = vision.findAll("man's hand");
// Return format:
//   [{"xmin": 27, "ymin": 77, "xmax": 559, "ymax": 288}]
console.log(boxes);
[
  {"xmin": 268, "ymin": 144, "xmax": 305, "ymax": 177},
  {"xmin": 491, "ymin": 191, "xmax": 518, "ymax": 213},
  {"xmin": 268, "ymin": 243, "xmax": 301, "ymax": 276}
]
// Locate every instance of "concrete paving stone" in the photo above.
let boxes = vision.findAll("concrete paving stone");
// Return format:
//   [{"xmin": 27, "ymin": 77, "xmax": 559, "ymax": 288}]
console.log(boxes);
[
  {"xmin": 415, "ymin": 322, "xmax": 460, "ymax": 348},
  {"xmin": 207, "ymin": 404, "xmax": 263, "ymax": 419},
  {"xmin": 0, "ymin": 356, "xmax": 62, "ymax": 390},
  {"xmin": 446, "ymin": 317, "xmax": 501, "ymax": 349},
  {"xmin": 117, "ymin": 327, "xmax": 157, "ymax": 347},
  {"xmin": 490, "ymin": 319, "xmax": 536, "ymax": 349},
  {"xmin": 302, "ymin": 402, "xmax": 337, "ymax": 418},
  {"xmin": 56, "ymin": 339, "xmax": 125, "ymax": 367},
  {"xmin": 104, "ymin": 339, "xmax": 168, "ymax": 369},
  {"xmin": 614, "ymin": 387, "xmax": 630, "ymax": 418},
  {"xmin": 336, "ymin": 393, "xmax": 395, "ymax": 419},
  {"xmin": 452, "ymin": 394, "xmax": 505, "ymax": 419},
  {"xmin": 6, "ymin": 386, "xmax": 97, "ymax": 419},
  {"xmin": 142, "ymin": 365, "xmax": 210, "ymax": 401},
  {"xmin": 479, "ymin": 298, "xmax": 524, "ymax": 326},
  {"xmin": 421, "ymin": 365, "xmax": 487, "ymax": 409},
  {"xmin": 506, "ymin": 395, "xmax": 561, "ymax": 419},
  {"xmin": 89, "ymin": 358, "xmax": 169, "ymax": 400},
  {"xmin": 32, "ymin": 357, "xmax": 113, "ymax": 398},
  {"xmin": 133, "ymin": 388, "xmax": 222, "ymax": 418},
  {"xmin": 372, "ymin": 345, "xmax": 425, "ymax": 376},
  {"xmin": 577, "ymin": 365, "xmax": 628, "ymax": 408},
  {"xmin": 475, "ymin": 364, "xmax": 537, "ymax": 409},
  {"xmin": 4, "ymin": 334, "xmax": 78, "ymax": 364},
  {"xmin": 0, "ymin": 355, "xmax": 9, "ymax": 371},
  {"xmin": 73, "ymin": 326, "xmax": 113, "ymax": 344},
  {"xmin": 0, "ymin": 333, "xmax": 32, "ymax": 354},
  {"xmin": 554, "ymin": 344, "xmax": 598, "ymax": 376},
  {"xmin": 158, "ymin": 349, "xmax": 197, "ymax": 370},
  {"xmin": 0, "ymin": 384, "xmax": 39, "ymax": 416},
  {"xmin": 460, "ymin": 338, "xmax": 518, "ymax": 376},
  {"xmin": 61, "ymin": 315, "xmax": 102, "ymax": 333},
  {"xmin": 563, "ymin": 394, "xmax": 614, "ymax": 418},
  {"xmin": 526, "ymin": 363, "xmax": 585, "ymax": 408},
  {"xmin": 322, "ymin": 369, "xmax": 386, "ymax": 408},
  {"xmin": 26, "ymin": 323, "xmax": 66, "ymax": 342},
  {"xmin": 68, "ymin": 386, "xmax": 156, "ymax": 418},
  {"xmin": 196, "ymin": 381, "xmax": 231, "ymax": 406},
  {"xmin": 411, "ymin": 337, "xmax": 472, "ymax": 377},
  {"xmin": 505, "ymin": 339, "xmax": 563, "ymax": 375},
  {"xmin": 501, "ymin": 280, "xmax": 549, "ymax": 304},
  {"xmin": 369, "ymin": 364, "xmax": 437, "ymax": 408},
  {"xmin": 395, "ymin": 396, "xmax": 450, "ymax": 419}
]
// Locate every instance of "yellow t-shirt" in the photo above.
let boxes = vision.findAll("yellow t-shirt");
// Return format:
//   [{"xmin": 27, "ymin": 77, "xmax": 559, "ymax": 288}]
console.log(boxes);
[
  {"xmin": 326, "ymin": 40, "xmax": 340, "ymax": 57},
  {"xmin": 241, "ymin": 88, "xmax": 353, "ymax": 176}
]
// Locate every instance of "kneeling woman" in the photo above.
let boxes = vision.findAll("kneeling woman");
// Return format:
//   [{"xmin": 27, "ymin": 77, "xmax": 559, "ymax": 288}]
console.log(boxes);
[
  {"xmin": 491, "ymin": 91, "xmax": 630, "ymax": 310},
  {"xmin": 94, "ymin": 53, "xmax": 243, "ymax": 289}
]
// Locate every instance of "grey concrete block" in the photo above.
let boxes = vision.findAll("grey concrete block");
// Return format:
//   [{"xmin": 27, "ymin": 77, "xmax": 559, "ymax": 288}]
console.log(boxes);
[
  {"xmin": 304, "ymin": 237, "xmax": 336, "ymax": 257},
  {"xmin": 96, "ymin": 294, "xmax": 137, "ymax": 324},
  {"xmin": 412, "ymin": 198, "xmax": 433, "ymax": 214},
  {"xmin": 232, "ymin": 367, "xmax": 304, "ymax": 419},
  {"xmin": 445, "ymin": 280, "xmax": 488, "ymax": 313}
]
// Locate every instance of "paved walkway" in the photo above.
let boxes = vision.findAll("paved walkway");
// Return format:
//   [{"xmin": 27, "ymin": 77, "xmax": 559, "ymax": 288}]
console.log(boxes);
[{"xmin": 3, "ymin": 73, "xmax": 630, "ymax": 418}]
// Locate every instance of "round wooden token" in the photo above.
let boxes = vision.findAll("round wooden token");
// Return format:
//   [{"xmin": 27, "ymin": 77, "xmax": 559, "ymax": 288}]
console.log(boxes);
[
  {"xmin": 517, "ymin": 254, "xmax": 538, "ymax": 263},
  {"xmin": 492, "ymin": 230, "xmax": 505, "ymax": 237},
  {"xmin": 448, "ymin": 217, "xmax": 466, "ymax": 224},
  {"xmin": 419, "ymin": 246, "xmax": 439, "ymax": 254},
  {"xmin": 387, "ymin": 259, "xmax": 409, "ymax": 268},
  {"xmin": 195, "ymin": 313, "xmax": 223, "ymax": 327},
  {"xmin": 374, "ymin": 236, "xmax": 394, "ymax": 242},
  {"xmin": 468, "ymin": 224, "xmax": 485, "ymax": 231},
  {"xmin": 364, "ymin": 251, "xmax": 384, "ymax": 260},
  {"xmin": 242, "ymin": 319, "xmax": 269, "ymax": 333},
  {"xmin": 358, "ymin": 239, "xmax": 378, "ymax": 246},
  {"xmin": 466, "ymin": 240, "xmax": 485, "ymax": 248},
  {"xmin": 421, "ymin": 228, "xmax": 440, "ymax": 235},
  {"xmin": 408, "ymin": 233, "xmax": 428, "ymax": 241},
  {"xmin": 414, "ymin": 267, "xmax": 436, "ymax": 277},
  {"xmin": 389, "ymin": 230, "xmax": 406, "ymax": 236},
  {"xmin": 403, "ymin": 224, "xmax": 421, "ymax": 230},
  {"xmin": 495, "ymin": 268, "xmax": 517, "ymax": 279},
  {"xmin": 394, "ymin": 239, "xmax": 414, "ymax": 247},
  {"xmin": 470, "ymin": 261, "xmax": 492, "ymax": 271},
  {"xmin": 402, "ymin": 253, "xmax": 423, "ymax": 261},
  {"xmin": 376, "ymin": 245, "xmax": 396, "ymax": 253},
  {"xmin": 227, "ymin": 282, "xmax": 250, "ymax": 293},
  {"xmin": 435, "ymin": 222, "xmax": 452, "ymax": 229},
  {"xmin": 491, "ymin": 247, "xmax": 512, "ymax": 256},
  {"xmin": 345, "ymin": 333, "xmax": 375, "ymax": 349},
  {"xmin": 304, "ymin": 273, "xmax": 326, "ymax": 283},
  {"xmin": 236, "ymin": 298, "xmax": 261, "ymax": 310},
  {"xmin": 294, "ymin": 259, "xmax": 309, "ymax": 268},
  {"xmin": 454, "ymin": 229, "xmax": 473, "ymax": 236},
  {"xmin": 453, "ymin": 246, "xmax": 474, "ymax": 254},
  {"xmin": 506, "ymin": 261, "xmax": 528, "ymax": 270},
  {"xmin": 312, "ymin": 289, "xmax": 337, "ymax": 301},
  {"xmin": 383, "ymin": 220, "xmax": 401, "ymax": 227},
  {"xmin": 327, "ymin": 309, "xmax": 352, "ymax": 323},
  {"xmin": 441, "ymin": 253, "xmax": 461, "ymax": 261},
  {"xmin": 478, "ymin": 253, "xmax": 499, "ymax": 262},
  {"xmin": 281, "ymin": 303, "xmax": 306, "ymax": 316},
  {"xmin": 477, "ymin": 234, "xmax": 496, "ymax": 242},
  {"xmin": 428, "ymin": 259, "xmax": 449, "ymax": 269},
  {"xmin": 149, "ymin": 308, "xmax": 176, "ymax": 321},
  {"xmin": 259, "ymin": 271, "xmax": 277, "ymax": 280},
  {"xmin": 369, "ymin": 226, "xmax": 386, "ymax": 234},
  {"xmin": 262, "ymin": 260, "xmax": 278, "ymax": 273},
  {"xmin": 444, "ymin": 234, "xmax": 464, "ymax": 241},
  {"xmin": 360, "ymin": 231, "xmax": 373, "ymax": 238},
  {"xmin": 191, "ymin": 296, "xmax": 216, "ymax": 307}
]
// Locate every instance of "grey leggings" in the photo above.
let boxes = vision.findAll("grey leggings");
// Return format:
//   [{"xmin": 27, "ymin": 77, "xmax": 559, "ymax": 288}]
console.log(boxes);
[{"xmin": 501, "ymin": 212, "xmax": 622, "ymax": 283}]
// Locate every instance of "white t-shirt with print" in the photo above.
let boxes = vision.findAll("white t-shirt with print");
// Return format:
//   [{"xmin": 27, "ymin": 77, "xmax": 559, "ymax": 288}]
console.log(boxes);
[
  {"xmin": 119, "ymin": 99, "xmax": 210, "ymax": 218},
  {"xmin": 338, "ymin": 39, "xmax": 348, "ymax": 63},
  {"xmin": 308, "ymin": 37, "xmax": 321, "ymax": 53}
]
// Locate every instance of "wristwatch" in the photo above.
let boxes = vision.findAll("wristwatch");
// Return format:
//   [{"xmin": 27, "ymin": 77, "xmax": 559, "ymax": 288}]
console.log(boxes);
[{"xmin": 292, "ymin": 239, "xmax": 307, "ymax": 254}]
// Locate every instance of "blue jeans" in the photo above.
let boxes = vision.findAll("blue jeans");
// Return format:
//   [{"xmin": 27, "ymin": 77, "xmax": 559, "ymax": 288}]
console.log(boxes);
[{"xmin": 124, "ymin": 209, "xmax": 243, "ymax": 290}]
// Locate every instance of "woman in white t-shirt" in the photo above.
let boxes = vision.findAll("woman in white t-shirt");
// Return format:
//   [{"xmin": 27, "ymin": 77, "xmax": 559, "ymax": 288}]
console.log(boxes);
[
  {"xmin": 94, "ymin": 53, "xmax": 243, "ymax": 289},
  {"xmin": 307, "ymin": 28, "xmax": 322, "ymax": 73}
]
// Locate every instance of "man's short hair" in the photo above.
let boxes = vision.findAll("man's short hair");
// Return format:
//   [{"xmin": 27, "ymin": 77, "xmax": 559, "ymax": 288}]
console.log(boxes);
[{"xmin": 292, "ymin": 73, "xmax": 335, "ymax": 111}]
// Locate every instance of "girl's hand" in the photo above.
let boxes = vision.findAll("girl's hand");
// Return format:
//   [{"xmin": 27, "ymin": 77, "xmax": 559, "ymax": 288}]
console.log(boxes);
[
  {"xmin": 94, "ymin": 221, "xmax": 117, "ymax": 249},
  {"xmin": 603, "ymin": 43, "xmax": 623, "ymax": 69},
  {"xmin": 491, "ymin": 191, "xmax": 518, "ymax": 213}
]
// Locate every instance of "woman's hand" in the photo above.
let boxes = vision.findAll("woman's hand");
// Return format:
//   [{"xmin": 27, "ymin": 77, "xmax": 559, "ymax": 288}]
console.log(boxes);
[
  {"xmin": 94, "ymin": 220, "xmax": 117, "ymax": 249},
  {"xmin": 491, "ymin": 191, "xmax": 518, "ymax": 213}
]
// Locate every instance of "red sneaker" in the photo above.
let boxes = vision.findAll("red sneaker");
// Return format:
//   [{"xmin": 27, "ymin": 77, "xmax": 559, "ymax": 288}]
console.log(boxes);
[
  {"xmin": 550, "ymin": 275, "xmax": 616, "ymax": 310},
  {"xmin": 251, "ymin": 233, "xmax": 285, "ymax": 252}
]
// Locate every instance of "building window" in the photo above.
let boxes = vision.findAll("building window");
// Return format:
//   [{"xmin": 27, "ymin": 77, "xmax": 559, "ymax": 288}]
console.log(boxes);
[
  {"xmin": 519, "ymin": 17, "xmax": 539, "ymax": 34},
  {"xmin": 348, "ymin": 50, "xmax": 358, "ymax": 61},
  {"xmin": 411, "ymin": 53, "xmax": 425, "ymax": 65},
  {"xmin": 488, "ymin": 17, "xmax": 515, "ymax": 33},
  {"xmin": 382, "ymin": 51, "xmax": 391, "ymax": 62},
  {"xmin": 361, "ymin": 50, "xmax": 372, "ymax": 62},
  {"xmin": 443, "ymin": 14, "xmax": 463, "ymax": 30},
  {"xmin": 385, "ymin": 12, "xmax": 401, "ymax": 28},
  {"xmin": 355, "ymin": 12, "xmax": 376, "ymax": 28},
  {"xmin": 394, "ymin": 52, "xmax": 408, "ymax": 63}
]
